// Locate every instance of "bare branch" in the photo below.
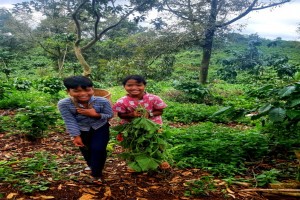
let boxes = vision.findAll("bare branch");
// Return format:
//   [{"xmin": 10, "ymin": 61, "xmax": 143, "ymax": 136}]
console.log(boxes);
[
  {"xmin": 163, "ymin": 0, "xmax": 193, "ymax": 21},
  {"xmin": 72, "ymin": 0, "xmax": 89, "ymax": 46},
  {"xmin": 253, "ymin": 0, "xmax": 291, "ymax": 10},
  {"xmin": 216, "ymin": 0, "xmax": 258, "ymax": 28},
  {"xmin": 217, "ymin": 0, "xmax": 291, "ymax": 28}
]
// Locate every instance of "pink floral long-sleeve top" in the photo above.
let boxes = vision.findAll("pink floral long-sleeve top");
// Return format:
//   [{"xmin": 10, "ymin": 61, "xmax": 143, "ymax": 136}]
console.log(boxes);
[{"xmin": 113, "ymin": 93, "xmax": 167, "ymax": 125}]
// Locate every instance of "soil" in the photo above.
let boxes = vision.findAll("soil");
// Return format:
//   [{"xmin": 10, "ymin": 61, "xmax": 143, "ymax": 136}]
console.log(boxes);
[{"xmin": 0, "ymin": 110, "xmax": 299, "ymax": 200}]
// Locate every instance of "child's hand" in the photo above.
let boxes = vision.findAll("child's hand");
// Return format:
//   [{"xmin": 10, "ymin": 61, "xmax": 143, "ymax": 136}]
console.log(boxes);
[
  {"xmin": 133, "ymin": 110, "xmax": 143, "ymax": 117},
  {"xmin": 73, "ymin": 136, "xmax": 84, "ymax": 147},
  {"xmin": 76, "ymin": 108, "xmax": 100, "ymax": 117}
]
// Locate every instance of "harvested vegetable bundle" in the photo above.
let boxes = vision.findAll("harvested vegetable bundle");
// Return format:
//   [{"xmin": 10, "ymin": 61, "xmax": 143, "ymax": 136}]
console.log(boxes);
[{"xmin": 113, "ymin": 115, "xmax": 170, "ymax": 172}]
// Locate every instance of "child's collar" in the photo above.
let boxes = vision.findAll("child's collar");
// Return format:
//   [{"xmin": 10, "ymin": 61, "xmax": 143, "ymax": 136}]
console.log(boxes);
[
  {"xmin": 126, "ymin": 92, "xmax": 147, "ymax": 99},
  {"xmin": 70, "ymin": 96, "xmax": 95, "ymax": 108}
]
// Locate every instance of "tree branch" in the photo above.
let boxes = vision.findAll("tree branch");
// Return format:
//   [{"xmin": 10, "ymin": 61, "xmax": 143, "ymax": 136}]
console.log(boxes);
[
  {"xmin": 92, "ymin": 0, "xmax": 100, "ymax": 40},
  {"xmin": 163, "ymin": 0, "xmax": 193, "ymax": 21},
  {"xmin": 216, "ymin": 0, "xmax": 258, "ymax": 28},
  {"xmin": 252, "ymin": 0, "xmax": 291, "ymax": 11},
  {"xmin": 72, "ymin": 0, "xmax": 89, "ymax": 46},
  {"xmin": 82, "ymin": 1, "xmax": 149, "ymax": 50},
  {"xmin": 217, "ymin": 0, "xmax": 290, "ymax": 28}
]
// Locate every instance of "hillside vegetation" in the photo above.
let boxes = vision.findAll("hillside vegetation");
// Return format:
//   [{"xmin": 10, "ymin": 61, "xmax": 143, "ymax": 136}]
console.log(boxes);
[{"xmin": 1, "ymin": 22, "xmax": 300, "ymax": 199}]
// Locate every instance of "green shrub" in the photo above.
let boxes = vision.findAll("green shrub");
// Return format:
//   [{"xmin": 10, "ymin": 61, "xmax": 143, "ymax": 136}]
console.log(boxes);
[
  {"xmin": 163, "ymin": 102, "xmax": 223, "ymax": 124},
  {"xmin": 0, "ymin": 115, "xmax": 16, "ymax": 133},
  {"xmin": 35, "ymin": 76, "xmax": 64, "ymax": 95},
  {"xmin": 0, "ymin": 89, "xmax": 56, "ymax": 109},
  {"xmin": 260, "ymin": 123, "xmax": 300, "ymax": 152},
  {"xmin": 0, "ymin": 89, "xmax": 27, "ymax": 109},
  {"xmin": 168, "ymin": 122, "xmax": 269, "ymax": 176},
  {"xmin": 145, "ymin": 79, "xmax": 163, "ymax": 94},
  {"xmin": 0, "ymin": 151, "xmax": 59, "ymax": 193},
  {"xmin": 0, "ymin": 82, "xmax": 12, "ymax": 100},
  {"xmin": 249, "ymin": 82, "xmax": 300, "ymax": 138},
  {"xmin": 184, "ymin": 176, "xmax": 216, "ymax": 197},
  {"xmin": 209, "ymin": 82, "xmax": 255, "ymax": 109},
  {"xmin": 172, "ymin": 80, "xmax": 214, "ymax": 104},
  {"xmin": 15, "ymin": 105, "xmax": 58, "ymax": 141},
  {"xmin": 255, "ymin": 169, "xmax": 280, "ymax": 187},
  {"xmin": 13, "ymin": 77, "xmax": 32, "ymax": 91}
]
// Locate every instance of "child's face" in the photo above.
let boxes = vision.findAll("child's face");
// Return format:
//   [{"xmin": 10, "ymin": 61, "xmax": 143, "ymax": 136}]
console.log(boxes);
[
  {"xmin": 124, "ymin": 79, "xmax": 145, "ymax": 98},
  {"xmin": 67, "ymin": 86, "xmax": 94, "ymax": 103}
]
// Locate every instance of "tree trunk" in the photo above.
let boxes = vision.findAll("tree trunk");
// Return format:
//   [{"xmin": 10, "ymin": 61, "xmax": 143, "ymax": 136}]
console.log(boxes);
[
  {"xmin": 200, "ymin": 31, "xmax": 214, "ymax": 84},
  {"xmin": 200, "ymin": 0, "xmax": 217, "ymax": 84},
  {"xmin": 74, "ymin": 46, "xmax": 91, "ymax": 77}
]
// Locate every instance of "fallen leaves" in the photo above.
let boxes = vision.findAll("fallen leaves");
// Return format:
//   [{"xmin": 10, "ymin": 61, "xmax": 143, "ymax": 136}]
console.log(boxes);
[
  {"xmin": 57, "ymin": 184, "xmax": 62, "ymax": 190},
  {"xmin": 181, "ymin": 171, "xmax": 193, "ymax": 176},
  {"xmin": 40, "ymin": 195, "xmax": 55, "ymax": 199},
  {"xmin": 103, "ymin": 186, "xmax": 111, "ymax": 197},
  {"xmin": 79, "ymin": 193, "xmax": 95, "ymax": 200},
  {"xmin": 1, "ymin": 115, "xmax": 295, "ymax": 200},
  {"xmin": 6, "ymin": 193, "xmax": 18, "ymax": 199},
  {"xmin": 80, "ymin": 188, "xmax": 99, "ymax": 195},
  {"xmin": 27, "ymin": 195, "xmax": 55, "ymax": 199}
]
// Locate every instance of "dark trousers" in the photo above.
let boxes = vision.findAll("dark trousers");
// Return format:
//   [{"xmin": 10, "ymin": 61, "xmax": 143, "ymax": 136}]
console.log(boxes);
[{"xmin": 79, "ymin": 123, "xmax": 110, "ymax": 177}]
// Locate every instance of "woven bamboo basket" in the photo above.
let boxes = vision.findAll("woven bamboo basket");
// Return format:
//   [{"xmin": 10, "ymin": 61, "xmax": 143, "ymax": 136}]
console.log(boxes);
[{"xmin": 93, "ymin": 88, "xmax": 112, "ymax": 103}]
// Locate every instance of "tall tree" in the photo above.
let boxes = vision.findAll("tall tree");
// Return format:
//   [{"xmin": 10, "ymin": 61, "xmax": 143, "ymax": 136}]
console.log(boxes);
[
  {"xmin": 12, "ymin": 0, "xmax": 156, "ymax": 76},
  {"xmin": 161, "ymin": 0, "xmax": 291, "ymax": 83},
  {"xmin": 71, "ymin": 0, "xmax": 157, "ymax": 76},
  {"xmin": 0, "ymin": 8, "xmax": 32, "ymax": 53},
  {"xmin": 11, "ymin": 0, "xmax": 74, "ymax": 72}
]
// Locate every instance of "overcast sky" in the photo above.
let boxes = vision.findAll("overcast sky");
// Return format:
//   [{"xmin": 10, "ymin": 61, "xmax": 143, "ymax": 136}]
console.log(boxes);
[
  {"xmin": 1, "ymin": 0, "xmax": 299, "ymax": 41},
  {"xmin": 232, "ymin": 0, "xmax": 300, "ymax": 41}
]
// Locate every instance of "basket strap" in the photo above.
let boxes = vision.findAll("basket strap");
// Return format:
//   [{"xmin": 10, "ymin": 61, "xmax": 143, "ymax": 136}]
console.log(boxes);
[
  {"xmin": 70, "ymin": 97, "xmax": 94, "ymax": 109},
  {"xmin": 70, "ymin": 97, "xmax": 79, "ymax": 108}
]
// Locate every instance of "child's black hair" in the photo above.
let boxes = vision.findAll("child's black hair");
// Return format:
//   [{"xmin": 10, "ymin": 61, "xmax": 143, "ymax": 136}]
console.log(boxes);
[
  {"xmin": 63, "ymin": 75, "xmax": 93, "ymax": 90},
  {"xmin": 122, "ymin": 75, "xmax": 147, "ymax": 86}
]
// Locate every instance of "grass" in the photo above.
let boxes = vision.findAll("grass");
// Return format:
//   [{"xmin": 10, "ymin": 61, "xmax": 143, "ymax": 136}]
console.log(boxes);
[{"xmin": 108, "ymin": 86, "xmax": 126, "ymax": 103}]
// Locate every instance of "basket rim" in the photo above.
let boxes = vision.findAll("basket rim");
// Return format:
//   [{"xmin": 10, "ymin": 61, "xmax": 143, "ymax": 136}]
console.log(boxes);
[{"xmin": 93, "ymin": 88, "xmax": 111, "ymax": 98}]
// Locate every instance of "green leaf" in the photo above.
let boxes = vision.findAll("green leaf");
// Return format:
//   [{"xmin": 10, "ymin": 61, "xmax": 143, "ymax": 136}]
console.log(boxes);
[
  {"xmin": 210, "ymin": 106, "xmax": 232, "ymax": 117},
  {"xmin": 289, "ymin": 98, "xmax": 300, "ymax": 107},
  {"xmin": 278, "ymin": 86, "xmax": 296, "ymax": 98},
  {"xmin": 112, "ymin": 124, "xmax": 127, "ymax": 132},
  {"xmin": 286, "ymin": 110, "xmax": 300, "ymax": 120},
  {"xmin": 135, "ymin": 154, "xmax": 159, "ymax": 171},
  {"xmin": 127, "ymin": 162, "xmax": 142, "ymax": 172},
  {"xmin": 258, "ymin": 103, "xmax": 272, "ymax": 114},
  {"xmin": 268, "ymin": 107, "xmax": 286, "ymax": 122}
]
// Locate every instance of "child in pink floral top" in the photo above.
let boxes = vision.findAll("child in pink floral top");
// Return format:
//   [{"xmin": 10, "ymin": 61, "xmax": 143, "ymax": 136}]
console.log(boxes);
[{"xmin": 113, "ymin": 75, "xmax": 167, "ymax": 125}]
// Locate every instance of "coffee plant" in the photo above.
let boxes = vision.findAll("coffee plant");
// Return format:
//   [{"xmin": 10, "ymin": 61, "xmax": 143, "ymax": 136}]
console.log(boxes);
[
  {"xmin": 35, "ymin": 77, "xmax": 64, "ymax": 95},
  {"xmin": 15, "ymin": 105, "xmax": 59, "ymax": 141}
]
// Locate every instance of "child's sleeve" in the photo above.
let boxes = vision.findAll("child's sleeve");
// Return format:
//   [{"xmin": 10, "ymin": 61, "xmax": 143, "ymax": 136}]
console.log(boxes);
[
  {"xmin": 57, "ymin": 99, "xmax": 81, "ymax": 137},
  {"xmin": 153, "ymin": 95, "xmax": 167, "ymax": 110},
  {"xmin": 98, "ymin": 99, "xmax": 114, "ymax": 119}
]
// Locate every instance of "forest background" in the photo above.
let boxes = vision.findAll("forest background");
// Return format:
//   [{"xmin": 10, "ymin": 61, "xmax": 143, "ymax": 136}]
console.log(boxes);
[{"xmin": 0, "ymin": 0, "xmax": 300, "ymax": 199}]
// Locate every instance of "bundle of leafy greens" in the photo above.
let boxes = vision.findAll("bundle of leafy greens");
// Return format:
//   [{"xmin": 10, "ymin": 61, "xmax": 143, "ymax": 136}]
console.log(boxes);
[{"xmin": 113, "ymin": 107, "xmax": 170, "ymax": 172}]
